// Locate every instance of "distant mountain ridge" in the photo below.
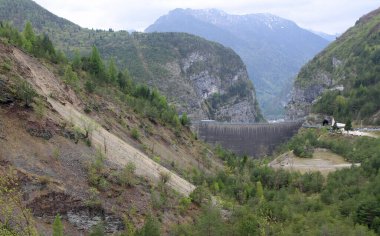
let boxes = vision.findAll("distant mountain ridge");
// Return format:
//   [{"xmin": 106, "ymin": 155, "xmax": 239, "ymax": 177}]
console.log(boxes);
[
  {"xmin": 0, "ymin": 0, "xmax": 264, "ymax": 122},
  {"xmin": 146, "ymin": 8, "xmax": 330, "ymax": 119}
]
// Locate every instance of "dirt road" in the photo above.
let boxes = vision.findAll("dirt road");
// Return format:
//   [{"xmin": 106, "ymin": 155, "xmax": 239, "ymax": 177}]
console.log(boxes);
[{"xmin": 13, "ymin": 48, "xmax": 195, "ymax": 196}]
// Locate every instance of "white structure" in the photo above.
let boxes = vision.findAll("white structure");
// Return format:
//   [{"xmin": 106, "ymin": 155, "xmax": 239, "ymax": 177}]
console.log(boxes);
[{"xmin": 331, "ymin": 117, "xmax": 346, "ymax": 129}]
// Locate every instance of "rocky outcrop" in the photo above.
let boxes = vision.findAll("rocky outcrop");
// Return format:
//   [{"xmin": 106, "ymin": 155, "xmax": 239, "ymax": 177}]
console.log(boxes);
[
  {"xmin": 177, "ymin": 50, "xmax": 261, "ymax": 122},
  {"xmin": 286, "ymin": 61, "xmax": 340, "ymax": 120},
  {"xmin": 130, "ymin": 33, "xmax": 263, "ymax": 123}
]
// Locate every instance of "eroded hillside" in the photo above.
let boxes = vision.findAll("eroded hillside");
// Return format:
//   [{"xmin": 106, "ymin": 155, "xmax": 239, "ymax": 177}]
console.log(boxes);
[{"xmin": 0, "ymin": 39, "xmax": 221, "ymax": 234}]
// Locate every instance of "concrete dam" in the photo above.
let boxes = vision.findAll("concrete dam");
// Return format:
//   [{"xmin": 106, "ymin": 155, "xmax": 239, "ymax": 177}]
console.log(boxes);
[{"xmin": 193, "ymin": 121, "xmax": 303, "ymax": 157}]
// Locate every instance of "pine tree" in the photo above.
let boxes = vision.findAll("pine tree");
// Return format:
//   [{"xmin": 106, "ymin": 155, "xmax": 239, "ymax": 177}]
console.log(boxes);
[
  {"xmin": 72, "ymin": 50, "xmax": 82, "ymax": 71},
  {"xmin": 180, "ymin": 112, "xmax": 190, "ymax": 126},
  {"xmin": 15, "ymin": 79, "xmax": 36, "ymax": 107},
  {"xmin": 63, "ymin": 65, "xmax": 79, "ymax": 88},
  {"xmin": 89, "ymin": 46, "xmax": 105, "ymax": 80},
  {"xmin": 52, "ymin": 214, "xmax": 64, "ymax": 236},
  {"xmin": 256, "ymin": 181, "xmax": 264, "ymax": 202},
  {"xmin": 137, "ymin": 215, "xmax": 160, "ymax": 236},
  {"xmin": 23, "ymin": 21, "xmax": 35, "ymax": 52},
  {"xmin": 108, "ymin": 58, "xmax": 118, "ymax": 84},
  {"xmin": 345, "ymin": 119, "xmax": 352, "ymax": 131}
]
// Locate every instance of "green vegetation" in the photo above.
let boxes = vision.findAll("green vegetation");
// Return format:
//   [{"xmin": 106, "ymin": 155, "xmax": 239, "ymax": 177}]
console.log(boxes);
[
  {"xmin": 168, "ymin": 129, "xmax": 380, "ymax": 235},
  {"xmin": 295, "ymin": 9, "xmax": 380, "ymax": 124},
  {"xmin": 0, "ymin": 21, "xmax": 189, "ymax": 129},
  {"xmin": 113, "ymin": 162, "xmax": 137, "ymax": 187},
  {"xmin": 89, "ymin": 222, "xmax": 105, "ymax": 236},
  {"xmin": 14, "ymin": 77, "xmax": 36, "ymax": 107},
  {"xmin": 136, "ymin": 215, "xmax": 160, "ymax": 236},
  {"xmin": 52, "ymin": 214, "xmax": 63, "ymax": 236},
  {"xmin": 0, "ymin": 168, "xmax": 38, "ymax": 236}
]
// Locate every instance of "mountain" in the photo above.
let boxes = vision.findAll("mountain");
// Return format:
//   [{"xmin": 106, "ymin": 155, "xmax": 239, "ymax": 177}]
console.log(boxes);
[
  {"xmin": 287, "ymin": 7, "xmax": 380, "ymax": 125},
  {"xmin": 0, "ymin": 0, "xmax": 263, "ymax": 122},
  {"xmin": 146, "ymin": 8, "xmax": 330, "ymax": 119},
  {"xmin": 1, "ymin": 11, "xmax": 380, "ymax": 236},
  {"xmin": 0, "ymin": 27, "xmax": 210, "ymax": 234},
  {"xmin": 310, "ymin": 30, "xmax": 339, "ymax": 42}
]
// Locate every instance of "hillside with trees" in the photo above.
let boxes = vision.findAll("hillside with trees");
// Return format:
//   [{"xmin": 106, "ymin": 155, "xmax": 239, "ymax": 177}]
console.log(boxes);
[
  {"xmin": 287, "ymin": 7, "xmax": 380, "ymax": 125},
  {"xmin": 0, "ymin": 0, "xmax": 264, "ymax": 123},
  {"xmin": 1, "ymin": 15, "xmax": 380, "ymax": 236}
]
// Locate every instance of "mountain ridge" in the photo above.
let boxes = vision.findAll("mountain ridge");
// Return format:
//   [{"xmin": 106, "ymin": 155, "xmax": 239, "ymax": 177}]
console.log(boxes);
[
  {"xmin": 0, "ymin": 0, "xmax": 264, "ymax": 122},
  {"xmin": 146, "ymin": 8, "xmax": 330, "ymax": 119}
]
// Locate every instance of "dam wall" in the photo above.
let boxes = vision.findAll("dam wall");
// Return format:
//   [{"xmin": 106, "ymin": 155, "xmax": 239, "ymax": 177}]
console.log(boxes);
[{"xmin": 194, "ymin": 121, "xmax": 303, "ymax": 157}]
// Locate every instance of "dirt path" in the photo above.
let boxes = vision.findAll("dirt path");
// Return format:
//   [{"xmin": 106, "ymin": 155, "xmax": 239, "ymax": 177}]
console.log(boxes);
[
  {"xmin": 344, "ymin": 130, "xmax": 378, "ymax": 138},
  {"xmin": 13, "ymin": 48, "xmax": 195, "ymax": 196}
]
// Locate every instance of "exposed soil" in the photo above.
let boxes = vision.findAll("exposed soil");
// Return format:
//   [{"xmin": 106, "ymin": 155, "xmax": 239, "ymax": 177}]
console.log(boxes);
[
  {"xmin": 269, "ymin": 148, "xmax": 360, "ymax": 175},
  {"xmin": 12, "ymin": 47, "xmax": 195, "ymax": 196},
  {"xmin": 0, "ymin": 43, "xmax": 205, "ymax": 235}
]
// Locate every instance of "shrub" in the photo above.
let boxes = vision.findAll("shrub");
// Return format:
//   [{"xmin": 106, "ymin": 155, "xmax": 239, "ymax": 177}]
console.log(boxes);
[
  {"xmin": 52, "ymin": 214, "xmax": 63, "ymax": 236},
  {"xmin": 159, "ymin": 171, "xmax": 171, "ymax": 184},
  {"xmin": 131, "ymin": 128, "xmax": 140, "ymax": 140},
  {"xmin": 14, "ymin": 78, "xmax": 36, "ymax": 107},
  {"xmin": 115, "ymin": 162, "xmax": 137, "ymax": 187}
]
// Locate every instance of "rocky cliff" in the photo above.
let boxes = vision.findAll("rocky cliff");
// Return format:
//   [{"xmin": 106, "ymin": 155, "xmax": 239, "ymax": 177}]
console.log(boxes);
[
  {"xmin": 286, "ymin": 7, "xmax": 380, "ymax": 124},
  {"xmin": 128, "ymin": 33, "xmax": 263, "ymax": 122}
]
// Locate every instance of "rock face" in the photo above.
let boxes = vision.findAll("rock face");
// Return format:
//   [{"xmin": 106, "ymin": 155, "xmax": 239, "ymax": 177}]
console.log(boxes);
[
  {"xmin": 286, "ymin": 69, "xmax": 333, "ymax": 120},
  {"xmin": 168, "ymin": 47, "xmax": 261, "ymax": 122},
  {"xmin": 126, "ymin": 32, "xmax": 263, "ymax": 123}
]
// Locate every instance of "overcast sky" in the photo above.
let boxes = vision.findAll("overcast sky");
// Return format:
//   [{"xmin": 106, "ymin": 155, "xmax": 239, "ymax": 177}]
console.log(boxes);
[{"xmin": 33, "ymin": 0, "xmax": 379, "ymax": 34}]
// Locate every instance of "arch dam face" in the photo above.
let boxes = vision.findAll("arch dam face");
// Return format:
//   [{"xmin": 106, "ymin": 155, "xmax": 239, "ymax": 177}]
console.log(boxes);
[{"xmin": 193, "ymin": 121, "xmax": 303, "ymax": 157}]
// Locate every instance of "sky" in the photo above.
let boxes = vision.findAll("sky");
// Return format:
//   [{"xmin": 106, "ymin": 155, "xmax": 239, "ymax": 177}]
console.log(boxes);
[{"xmin": 33, "ymin": 0, "xmax": 380, "ymax": 34}]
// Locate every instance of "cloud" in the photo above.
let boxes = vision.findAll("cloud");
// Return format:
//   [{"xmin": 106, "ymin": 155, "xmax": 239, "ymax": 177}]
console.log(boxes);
[{"xmin": 34, "ymin": 0, "xmax": 379, "ymax": 34}]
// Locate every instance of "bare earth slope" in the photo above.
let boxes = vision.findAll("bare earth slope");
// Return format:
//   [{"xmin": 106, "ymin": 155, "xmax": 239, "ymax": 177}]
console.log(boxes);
[{"xmin": 12, "ymin": 48, "xmax": 195, "ymax": 196}]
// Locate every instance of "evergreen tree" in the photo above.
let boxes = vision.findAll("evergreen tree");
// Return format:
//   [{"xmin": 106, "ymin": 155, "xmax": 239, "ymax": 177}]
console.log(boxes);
[
  {"xmin": 63, "ymin": 65, "xmax": 79, "ymax": 88},
  {"xmin": 136, "ymin": 215, "xmax": 160, "ymax": 236},
  {"xmin": 40, "ymin": 34, "xmax": 55, "ymax": 57},
  {"xmin": 52, "ymin": 214, "xmax": 64, "ymax": 236},
  {"xmin": 256, "ymin": 181, "xmax": 264, "ymax": 202},
  {"xmin": 345, "ymin": 119, "xmax": 352, "ymax": 131},
  {"xmin": 180, "ymin": 112, "xmax": 190, "ymax": 126},
  {"xmin": 23, "ymin": 21, "xmax": 35, "ymax": 52},
  {"xmin": 15, "ymin": 79, "xmax": 36, "ymax": 107},
  {"xmin": 196, "ymin": 205, "xmax": 224, "ymax": 236},
  {"xmin": 108, "ymin": 58, "xmax": 118, "ymax": 84},
  {"xmin": 89, "ymin": 46, "xmax": 105, "ymax": 80},
  {"xmin": 72, "ymin": 50, "xmax": 82, "ymax": 71}
]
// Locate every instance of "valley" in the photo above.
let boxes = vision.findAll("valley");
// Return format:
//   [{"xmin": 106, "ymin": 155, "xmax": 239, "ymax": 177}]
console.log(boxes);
[{"xmin": 0, "ymin": 0, "xmax": 380, "ymax": 235}]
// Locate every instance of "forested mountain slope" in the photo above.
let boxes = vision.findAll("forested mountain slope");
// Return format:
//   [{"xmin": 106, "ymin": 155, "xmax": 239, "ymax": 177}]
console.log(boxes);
[
  {"xmin": 0, "ymin": 0, "xmax": 263, "ymax": 122},
  {"xmin": 287, "ymin": 7, "xmax": 380, "ymax": 125},
  {"xmin": 146, "ymin": 8, "xmax": 329, "ymax": 118},
  {"xmin": 0, "ymin": 20, "xmax": 224, "ymax": 234}
]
